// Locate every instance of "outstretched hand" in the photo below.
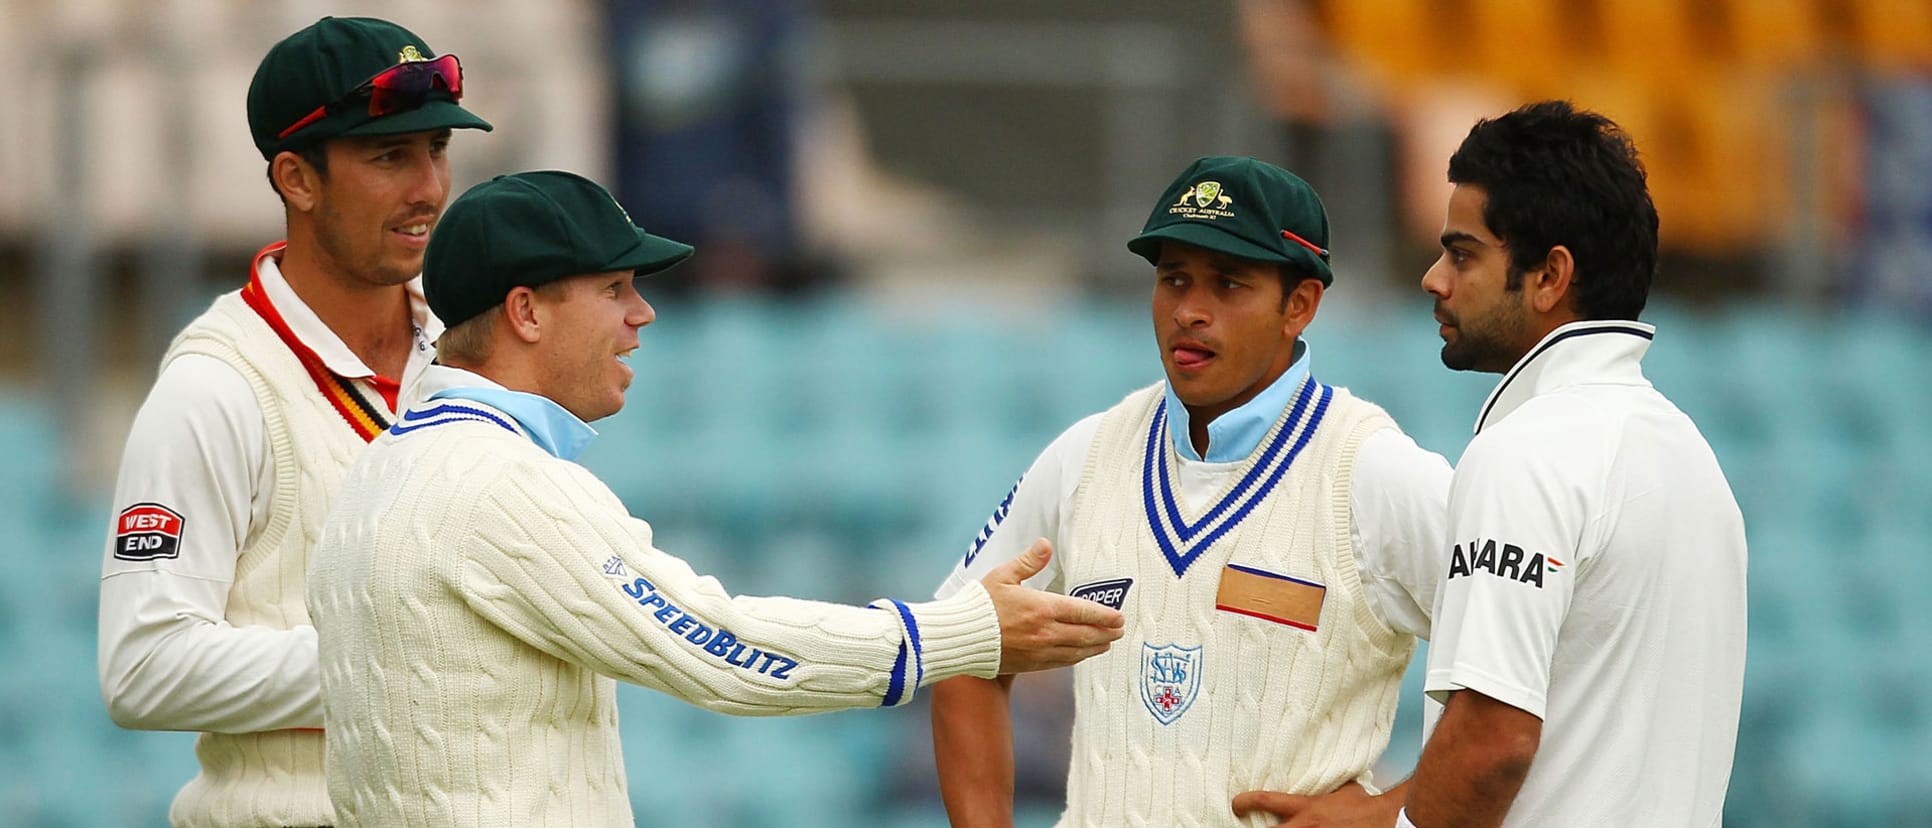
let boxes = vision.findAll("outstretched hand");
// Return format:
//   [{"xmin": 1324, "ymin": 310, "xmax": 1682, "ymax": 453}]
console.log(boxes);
[
  {"xmin": 1232, "ymin": 782, "xmax": 1401, "ymax": 828},
  {"xmin": 982, "ymin": 539, "xmax": 1124, "ymax": 674}
]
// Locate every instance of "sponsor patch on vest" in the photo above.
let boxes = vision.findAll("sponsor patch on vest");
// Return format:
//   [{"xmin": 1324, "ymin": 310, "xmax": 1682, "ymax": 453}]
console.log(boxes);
[
  {"xmin": 1447, "ymin": 538, "xmax": 1563, "ymax": 588},
  {"xmin": 1140, "ymin": 642, "xmax": 1202, "ymax": 725},
  {"xmin": 114, "ymin": 503, "xmax": 184, "ymax": 561},
  {"xmin": 1214, "ymin": 563, "xmax": 1324, "ymax": 631},
  {"xmin": 1069, "ymin": 578, "xmax": 1132, "ymax": 611}
]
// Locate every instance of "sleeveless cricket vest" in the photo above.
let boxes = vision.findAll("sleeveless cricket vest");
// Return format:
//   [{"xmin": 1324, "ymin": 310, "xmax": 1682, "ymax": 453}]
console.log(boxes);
[
  {"xmin": 1057, "ymin": 378, "xmax": 1414, "ymax": 828},
  {"xmin": 159, "ymin": 289, "xmax": 380, "ymax": 828}
]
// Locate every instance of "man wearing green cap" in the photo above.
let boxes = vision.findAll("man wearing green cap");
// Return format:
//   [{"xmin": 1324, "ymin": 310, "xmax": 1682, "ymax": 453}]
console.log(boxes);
[
  {"xmin": 929, "ymin": 156, "xmax": 1453, "ymax": 827},
  {"xmin": 306, "ymin": 170, "xmax": 1126, "ymax": 827},
  {"xmin": 97, "ymin": 16, "xmax": 489, "ymax": 827}
]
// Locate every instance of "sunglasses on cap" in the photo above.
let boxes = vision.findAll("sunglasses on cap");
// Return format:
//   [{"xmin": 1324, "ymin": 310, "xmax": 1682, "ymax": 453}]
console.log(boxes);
[{"xmin": 278, "ymin": 53, "xmax": 464, "ymax": 141}]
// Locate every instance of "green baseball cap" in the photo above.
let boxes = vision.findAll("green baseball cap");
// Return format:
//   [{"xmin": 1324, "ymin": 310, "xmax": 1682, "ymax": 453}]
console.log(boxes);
[
  {"xmin": 1126, "ymin": 156, "xmax": 1334, "ymax": 285},
  {"xmin": 424, "ymin": 171, "xmax": 695, "ymax": 328},
  {"xmin": 247, "ymin": 16, "xmax": 492, "ymax": 159}
]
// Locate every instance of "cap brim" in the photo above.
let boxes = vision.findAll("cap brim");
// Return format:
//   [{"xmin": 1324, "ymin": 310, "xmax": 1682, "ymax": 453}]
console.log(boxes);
[
  {"xmin": 604, "ymin": 228, "xmax": 695, "ymax": 276},
  {"xmin": 1127, "ymin": 223, "xmax": 1332, "ymax": 285},
  {"xmin": 339, "ymin": 99, "xmax": 494, "ymax": 138}
]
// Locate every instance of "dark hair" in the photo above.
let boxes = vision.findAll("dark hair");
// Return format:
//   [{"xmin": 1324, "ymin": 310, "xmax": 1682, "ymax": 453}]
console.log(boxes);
[
  {"xmin": 1275, "ymin": 262, "xmax": 1320, "ymax": 309},
  {"xmin": 265, "ymin": 141, "xmax": 332, "ymax": 201},
  {"xmin": 1447, "ymin": 100, "xmax": 1658, "ymax": 320}
]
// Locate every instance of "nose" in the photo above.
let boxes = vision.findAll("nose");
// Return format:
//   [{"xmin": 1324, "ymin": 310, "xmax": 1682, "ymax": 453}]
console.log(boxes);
[
  {"xmin": 628, "ymin": 295, "xmax": 656, "ymax": 329},
  {"xmin": 1171, "ymin": 285, "xmax": 1210, "ymax": 328},
  {"xmin": 1421, "ymin": 259, "xmax": 1450, "ymax": 299},
  {"xmin": 406, "ymin": 149, "xmax": 451, "ymax": 210}
]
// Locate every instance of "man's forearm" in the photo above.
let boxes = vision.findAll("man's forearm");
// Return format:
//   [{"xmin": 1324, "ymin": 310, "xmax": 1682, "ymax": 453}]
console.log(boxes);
[
  {"xmin": 931, "ymin": 674, "xmax": 1018, "ymax": 828},
  {"xmin": 1403, "ymin": 690, "xmax": 1540, "ymax": 828}
]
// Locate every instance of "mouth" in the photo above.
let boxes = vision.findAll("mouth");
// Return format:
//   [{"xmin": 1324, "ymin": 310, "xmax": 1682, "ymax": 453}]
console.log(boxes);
[
  {"xmin": 1168, "ymin": 340, "xmax": 1217, "ymax": 372},
  {"xmin": 391, "ymin": 220, "xmax": 433, "ymax": 247}
]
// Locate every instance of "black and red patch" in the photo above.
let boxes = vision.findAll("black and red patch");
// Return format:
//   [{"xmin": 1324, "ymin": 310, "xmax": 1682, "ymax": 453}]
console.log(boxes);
[{"xmin": 115, "ymin": 503, "xmax": 185, "ymax": 561}]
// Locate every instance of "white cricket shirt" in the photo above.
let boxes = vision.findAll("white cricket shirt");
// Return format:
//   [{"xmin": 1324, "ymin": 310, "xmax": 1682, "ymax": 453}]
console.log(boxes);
[
  {"xmin": 98, "ymin": 248, "xmax": 440, "ymax": 732},
  {"xmin": 1423, "ymin": 320, "xmax": 1747, "ymax": 827}
]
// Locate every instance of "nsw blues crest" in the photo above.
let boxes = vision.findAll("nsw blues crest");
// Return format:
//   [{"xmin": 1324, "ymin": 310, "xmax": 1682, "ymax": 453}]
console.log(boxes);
[{"xmin": 1140, "ymin": 643, "xmax": 1202, "ymax": 725}]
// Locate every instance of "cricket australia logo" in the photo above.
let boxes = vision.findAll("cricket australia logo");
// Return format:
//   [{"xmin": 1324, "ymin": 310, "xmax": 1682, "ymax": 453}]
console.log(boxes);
[
  {"xmin": 1170, "ymin": 180, "xmax": 1235, "ymax": 220},
  {"xmin": 397, "ymin": 45, "xmax": 427, "ymax": 63},
  {"xmin": 1140, "ymin": 643, "xmax": 1202, "ymax": 725}
]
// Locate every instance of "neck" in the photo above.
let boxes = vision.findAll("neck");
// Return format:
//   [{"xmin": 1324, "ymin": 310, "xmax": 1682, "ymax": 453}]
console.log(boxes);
[
  {"xmin": 444, "ymin": 353, "xmax": 544, "ymax": 399},
  {"xmin": 1188, "ymin": 416, "xmax": 1212, "ymax": 458},
  {"xmin": 1507, "ymin": 312, "xmax": 1587, "ymax": 368},
  {"xmin": 278, "ymin": 233, "xmax": 415, "ymax": 380}
]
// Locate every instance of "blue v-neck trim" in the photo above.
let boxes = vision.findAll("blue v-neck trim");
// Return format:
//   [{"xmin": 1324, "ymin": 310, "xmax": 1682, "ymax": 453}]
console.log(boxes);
[{"xmin": 1140, "ymin": 376, "xmax": 1333, "ymax": 577}]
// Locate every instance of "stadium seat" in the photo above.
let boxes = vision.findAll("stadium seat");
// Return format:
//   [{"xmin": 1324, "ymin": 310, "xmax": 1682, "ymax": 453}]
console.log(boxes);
[
  {"xmin": 8, "ymin": 297, "xmax": 1930, "ymax": 825},
  {"xmin": 1723, "ymin": 0, "xmax": 1826, "ymax": 72},
  {"xmin": 1846, "ymin": 0, "xmax": 1932, "ymax": 70},
  {"xmin": 1317, "ymin": 0, "xmax": 1441, "ymax": 89},
  {"xmin": 1466, "ymin": 0, "xmax": 1575, "ymax": 98}
]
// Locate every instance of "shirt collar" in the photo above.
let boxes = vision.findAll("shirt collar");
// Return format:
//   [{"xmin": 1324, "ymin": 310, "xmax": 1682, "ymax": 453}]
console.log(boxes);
[
  {"xmin": 415, "ymin": 364, "xmax": 599, "ymax": 461},
  {"xmin": 1474, "ymin": 319, "xmax": 1657, "ymax": 434},
  {"xmin": 254, "ymin": 247, "xmax": 442, "ymax": 380},
  {"xmin": 1163, "ymin": 340, "xmax": 1311, "ymax": 463}
]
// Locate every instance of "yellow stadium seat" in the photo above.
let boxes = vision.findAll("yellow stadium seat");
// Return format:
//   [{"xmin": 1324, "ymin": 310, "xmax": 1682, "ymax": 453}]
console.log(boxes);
[
  {"xmin": 1847, "ymin": 0, "xmax": 1932, "ymax": 70},
  {"xmin": 1596, "ymin": 0, "xmax": 1707, "ymax": 84},
  {"xmin": 1724, "ymin": 0, "xmax": 1826, "ymax": 71},
  {"xmin": 1467, "ymin": 0, "xmax": 1575, "ymax": 98},
  {"xmin": 1317, "ymin": 0, "xmax": 1442, "ymax": 88}
]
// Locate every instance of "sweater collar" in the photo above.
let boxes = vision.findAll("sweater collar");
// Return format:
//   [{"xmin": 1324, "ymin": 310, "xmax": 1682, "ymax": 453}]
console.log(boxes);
[
  {"xmin": 415, "ymin": 364, "xmax": 598, "ymax": 461},
  {"xmin": 1474, "ymin": 320, "xmax": 1656, "ymax": 434}
]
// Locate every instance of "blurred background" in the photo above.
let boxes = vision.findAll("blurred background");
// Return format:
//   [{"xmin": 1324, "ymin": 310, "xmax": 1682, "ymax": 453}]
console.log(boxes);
[{"xmin": 0, "ymin": 0, "xmax": 1928, "ymax": 825}]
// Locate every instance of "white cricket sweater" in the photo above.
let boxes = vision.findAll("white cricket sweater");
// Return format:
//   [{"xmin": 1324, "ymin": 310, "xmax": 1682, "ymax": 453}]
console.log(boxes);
[
  {"xmin": 308, "ymin": 394, "xmax": 1004, "ymax": 827},
  {"xmin": 1059, "ymin": 380, "xmax": 1415, "ymax": 828},
  {"xmin": 159, "ymin": 290, "xmax": 365, "ymax": 828}
]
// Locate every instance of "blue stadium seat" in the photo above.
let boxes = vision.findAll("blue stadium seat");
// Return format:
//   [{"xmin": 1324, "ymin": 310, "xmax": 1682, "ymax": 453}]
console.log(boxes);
[{"xmin": 3, "ymin": 297, "xmax": 1928, "ymax": 825}]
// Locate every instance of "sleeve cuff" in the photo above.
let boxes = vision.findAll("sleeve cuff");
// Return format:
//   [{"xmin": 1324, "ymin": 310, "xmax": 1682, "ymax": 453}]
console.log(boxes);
[
  {"xmin": 881, "ymin": 580, "xmax": 1001, "ymax": 690},
  {"xmin": 1425, "ymin": 665, "xmax": 1548, "ymax": 720}
]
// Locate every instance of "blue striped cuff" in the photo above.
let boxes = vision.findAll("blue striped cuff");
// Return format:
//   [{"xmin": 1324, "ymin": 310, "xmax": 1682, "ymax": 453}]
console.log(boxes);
[{"xmin": 868, "ymin": 599, "xmax": 926, "ymax": 707}]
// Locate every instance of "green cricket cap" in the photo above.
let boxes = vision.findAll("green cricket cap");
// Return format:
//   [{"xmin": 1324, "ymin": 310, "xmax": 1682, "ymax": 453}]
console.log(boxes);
[
  {"xmin": 424, "ymin": 171, "xmax": 695, "ymax": 328},
  {"xmin": 247, "ymin": 16, "xmax": 491, "ymax": 160},
  {"xmin": 1127, "ymin": 156, "xmax": 1334, "ymax": 285}
]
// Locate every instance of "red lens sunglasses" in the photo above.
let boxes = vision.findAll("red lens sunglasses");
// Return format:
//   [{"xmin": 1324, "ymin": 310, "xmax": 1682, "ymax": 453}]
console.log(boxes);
[{"xmin": 278, "ymin": 53, "xmax": 464, "ymax": 140}]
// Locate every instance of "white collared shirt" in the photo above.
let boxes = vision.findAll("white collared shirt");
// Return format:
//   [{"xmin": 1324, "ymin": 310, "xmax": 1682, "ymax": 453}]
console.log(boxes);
[
  {"xmin": 97, "ymin": 248, "xmax": 440, "ymax": 732},
  {"xmin": 1422, "ymin": 320, "xmax": 1747, "ymax": 827}
]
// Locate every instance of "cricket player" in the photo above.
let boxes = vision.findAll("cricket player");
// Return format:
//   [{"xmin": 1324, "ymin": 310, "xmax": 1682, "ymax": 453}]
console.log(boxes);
[
  {"xmin": 96, "ymin": 17, "xmax": 489, "ymax": 827},
  {"xmin": 929, "ymin": 156, "xmax": 1453, "ymax": 827},
  {"xmin": 1390, "ymin": 101, "xmax": 1747, "ymax": 827},
  {"xmin": 305, "ymin": 170, "xmax": 1126, "ymax": 827}
]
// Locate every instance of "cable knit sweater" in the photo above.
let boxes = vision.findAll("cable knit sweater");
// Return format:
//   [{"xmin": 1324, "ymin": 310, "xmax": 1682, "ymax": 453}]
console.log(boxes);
[{"xmin": 307, "ymin": 397, "xmax": 1002, "ymax": 827}]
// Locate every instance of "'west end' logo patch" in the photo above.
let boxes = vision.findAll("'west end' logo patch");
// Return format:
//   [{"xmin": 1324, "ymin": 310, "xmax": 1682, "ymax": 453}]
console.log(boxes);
[
  {"xmin": 1141, "ymin": 643, "xmax": 1202, "ymax": 726},
  {"xmin": 1448, "ymin": 538, "xmax": 1564, "ymax": 587},
  {"xmin": 115, "ymin": 503, "xmax": 184, "ymax": 561},
  {"xmin": 1070, "ymin": 578, "xmax": 1132, "ymax": 611}
]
